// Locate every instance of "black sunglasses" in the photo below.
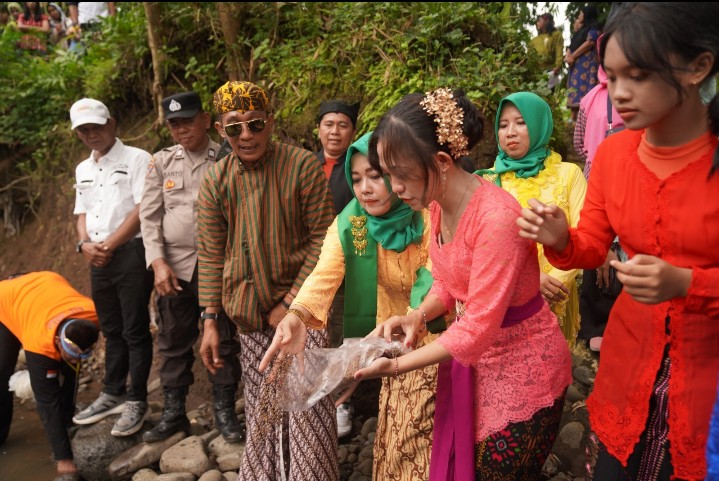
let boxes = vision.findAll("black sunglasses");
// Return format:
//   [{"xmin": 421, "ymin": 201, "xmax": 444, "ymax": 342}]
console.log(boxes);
[{"xmin": 223, "ymin": 118, "xmax": 266, "ymax": 137}]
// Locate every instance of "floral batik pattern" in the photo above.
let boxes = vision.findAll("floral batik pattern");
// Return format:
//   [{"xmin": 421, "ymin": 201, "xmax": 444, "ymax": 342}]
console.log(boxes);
[{"xmin": 475, "ymin": 393, "xmax": 565, "ymax": 481}]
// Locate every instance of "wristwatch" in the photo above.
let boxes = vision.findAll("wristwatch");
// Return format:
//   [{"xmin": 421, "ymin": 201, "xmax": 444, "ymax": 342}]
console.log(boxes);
[
  {"xmin": 200, "ymin": 311, "xmax": 218, "ymax": 321},
  {"xmin": 76, "ymin": 239, "xmax": 89, "ymax": 253}
]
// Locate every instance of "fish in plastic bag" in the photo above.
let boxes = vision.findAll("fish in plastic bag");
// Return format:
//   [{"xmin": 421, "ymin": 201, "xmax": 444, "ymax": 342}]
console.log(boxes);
[{"xmin": 275, "ymin": 337, "xmax": 409, "ymax": 412}]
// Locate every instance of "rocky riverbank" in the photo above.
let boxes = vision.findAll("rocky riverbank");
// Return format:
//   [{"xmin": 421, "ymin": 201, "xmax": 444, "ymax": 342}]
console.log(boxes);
[{"xmin": 58, "ymin": 341, "xmax": 599, "ymax": 481}]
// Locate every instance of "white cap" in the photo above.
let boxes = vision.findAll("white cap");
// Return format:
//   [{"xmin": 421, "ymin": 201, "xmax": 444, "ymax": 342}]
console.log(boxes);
[{"xmin": 70, "ymin": 98, "xmax": 111, "ymax": 130}]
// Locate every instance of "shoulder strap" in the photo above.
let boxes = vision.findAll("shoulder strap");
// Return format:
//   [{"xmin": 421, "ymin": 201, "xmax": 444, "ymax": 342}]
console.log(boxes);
[{"xmin": 607, "ymin": 95, "xmax": 613, "ymax": 128}]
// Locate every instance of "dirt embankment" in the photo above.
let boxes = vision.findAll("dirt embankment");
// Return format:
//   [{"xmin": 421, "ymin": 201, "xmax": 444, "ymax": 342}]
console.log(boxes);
[{"xmin": 0, "ymin": 124, "xmax": 223, "ymax": 409}]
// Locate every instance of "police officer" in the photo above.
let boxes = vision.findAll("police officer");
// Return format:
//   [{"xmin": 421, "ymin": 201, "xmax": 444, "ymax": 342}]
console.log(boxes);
[{"xmin": 140, "ymin": 92, "xmax": 243, "ymax": 443}]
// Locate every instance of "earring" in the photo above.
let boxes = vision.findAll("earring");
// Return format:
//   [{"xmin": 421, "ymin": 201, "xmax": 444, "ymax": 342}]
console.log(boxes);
[{"xmin": 442, "ymin": 171, "xmax": 447, "ymax": 200}]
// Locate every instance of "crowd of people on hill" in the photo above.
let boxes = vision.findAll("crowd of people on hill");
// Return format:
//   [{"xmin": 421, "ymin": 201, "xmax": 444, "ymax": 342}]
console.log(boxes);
[
  {"xmin": 0, "ymin": 1, "xmax": 114, "ymax": 54},
  {"xmin": 1, "ymin": 3, "xmax": 718, "ymax": 481}
]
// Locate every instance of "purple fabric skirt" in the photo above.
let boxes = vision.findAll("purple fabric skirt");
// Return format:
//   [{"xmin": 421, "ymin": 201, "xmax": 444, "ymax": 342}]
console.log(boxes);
[{"xmin": 429, "ymin": 291, "xmax": 544, "ymax": 480}]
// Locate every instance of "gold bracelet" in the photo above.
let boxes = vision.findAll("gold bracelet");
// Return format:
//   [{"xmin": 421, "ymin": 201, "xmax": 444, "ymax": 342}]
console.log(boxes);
[
  {"xmin": 416, "ymin": 308, "xmax": 428, "ymax": 332},
  {"xmin": 287, "ymin": 307, "xmax": 309, "ymax": 327}
]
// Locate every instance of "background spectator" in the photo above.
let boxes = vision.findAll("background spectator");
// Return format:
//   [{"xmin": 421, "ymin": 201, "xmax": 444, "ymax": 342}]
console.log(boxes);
[
  {"xmin": 479, "ymin": 92, "xmax": 587, "ymax": 346},
  {"xmin": 69, "ymin": 98, "xmax": 154, "ymax": 439},
  {"xmin": 565, "ymin": 5, "xmax": 601, "ymax": 122},
  {"xmin": 572, "ymin": 61, "xmax": 625, "ymax": 353},
  {"xmin": 16, "ymin": 1, "xmax": 49, "ymax": 53},
  {"xmin": 7, "ymin": 2, "xmax": 21, "ymax": 23},
  {"xmin": 531, "ymin": 13, "xmax": 564, "ymax": 91},
  {"xmin": 47, "ymin": 2, "xmax": 78, "ymax": 50},
  {"xmin": 314, "ymin": 98, "xmax": 360, "ymax": 437}
]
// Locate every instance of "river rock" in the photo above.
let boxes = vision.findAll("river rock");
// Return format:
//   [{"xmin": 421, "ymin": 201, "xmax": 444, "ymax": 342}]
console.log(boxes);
[
  {"xmin": 207, "ymin": 435, "xmax": 244, "ymax": 458},
  {"xmin": 132, "ymin": 468, "xmax": 158, "ymax": 481},
  {"xmin": 222, "ymin": 472, "xmax": 238, "ymax": 481},
  {"xmin": 566, "ymin": 384, "xmax": 586, "ymax": 403},
  {"xmin": 200, "ymin": 428, "xmax": 220, "ymax": 445},
  {"xmin": 160, "ymin": 435, "xmax": 212, "ymax": 476},
  {"xmin": 573, "ymin": 366, "xmax": 595, "ymax": 386},
  {"xmin": 216, "ymin": 452, "xmax": 242, "ymax": 471},
  {"xmin": 360, "ymin": 417, "xmax": 377, "ymax": 437},
  {"xmin": 198, "ymin": 470, "xmax": 223, "ymax": 481},
  {"xmin": 156, "ymin": 473, "xmax": 196, "ymax": 481},
  {"xmin": 73, "ymin": 416, "xmax": 144, "ymax": 481},
  {"xmin": 108, "ymin": 432, "xmax": 187, "ymax": 480}
]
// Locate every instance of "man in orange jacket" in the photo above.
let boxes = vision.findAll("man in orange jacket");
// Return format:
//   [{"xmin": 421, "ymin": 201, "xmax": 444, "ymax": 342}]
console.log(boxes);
[{"xmin": 0, "ymin": 271, "xmax": 99, "ymax": 481}]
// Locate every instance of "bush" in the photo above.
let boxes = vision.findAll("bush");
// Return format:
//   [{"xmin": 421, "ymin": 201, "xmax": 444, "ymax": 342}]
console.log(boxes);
[{"xmin": 0, "ymin": 2, "xmax": 566, "ymax": 176}]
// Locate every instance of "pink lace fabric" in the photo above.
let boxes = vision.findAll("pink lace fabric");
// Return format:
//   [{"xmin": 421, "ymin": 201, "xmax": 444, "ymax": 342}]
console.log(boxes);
[{"xmin": 431, "ymin": 178, "xmax": 572, "ymax": 440}]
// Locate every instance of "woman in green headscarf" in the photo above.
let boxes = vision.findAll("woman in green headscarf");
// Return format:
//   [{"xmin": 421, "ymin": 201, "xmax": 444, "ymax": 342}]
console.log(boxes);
[
  {"xmin": 262, "ymin": 131, "xmax": 439, "ymax": 480},
  {"xmin": 479, "ymin": 92, "xmax": 587, "ymax": 346}
]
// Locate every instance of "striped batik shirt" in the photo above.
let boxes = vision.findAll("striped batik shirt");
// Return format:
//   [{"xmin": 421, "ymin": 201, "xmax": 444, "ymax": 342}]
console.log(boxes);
[{"xmin": 197, "ymin": 142, "xmax": 334, "ymax": 333}]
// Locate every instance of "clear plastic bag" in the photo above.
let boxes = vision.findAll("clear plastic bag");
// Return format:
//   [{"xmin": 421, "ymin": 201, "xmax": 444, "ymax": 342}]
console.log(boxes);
[{"xmin": 276, "ymin": 337, "xmax": 409, "ymax": 412}]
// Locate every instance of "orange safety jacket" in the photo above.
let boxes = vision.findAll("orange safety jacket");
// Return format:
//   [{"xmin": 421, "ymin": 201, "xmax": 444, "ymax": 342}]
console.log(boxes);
[{"xmin": 0, "ymin": 271, "xmax": 97, "ymax": 360}]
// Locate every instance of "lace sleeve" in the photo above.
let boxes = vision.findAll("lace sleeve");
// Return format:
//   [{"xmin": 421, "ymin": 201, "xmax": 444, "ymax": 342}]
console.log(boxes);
[{"xmin": 438, "ymin": 204, "xmax": 533, "ymax": 366}]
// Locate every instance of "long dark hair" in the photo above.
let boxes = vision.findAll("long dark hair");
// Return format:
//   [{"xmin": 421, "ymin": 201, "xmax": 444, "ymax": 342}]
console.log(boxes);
[
  {"xmin": 368, "ymin": 89, "xmax": 484, "ymax": 198},
  {"xmin": 569, "ymin": 5, "xmax": 600, "ymax": 53},
  {"xmin": 538, "ymin": 13, "xmax": 556, "ymax": 34},
  {"xmin": 599, "ymin": 2, "xmax": 719, "ymax": 174},
  {"xmin": 21, "ymin": 2, "xmax": 43, "ymax": 22}
]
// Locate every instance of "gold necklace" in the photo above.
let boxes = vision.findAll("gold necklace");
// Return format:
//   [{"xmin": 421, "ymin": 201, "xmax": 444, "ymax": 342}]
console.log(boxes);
[{"xmin": 442, "ymin": 177, "xmax": 477, "ymax": 240}]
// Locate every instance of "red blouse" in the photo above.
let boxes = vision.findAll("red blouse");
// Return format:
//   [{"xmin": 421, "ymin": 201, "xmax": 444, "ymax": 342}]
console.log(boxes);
[
  {"xmin": 546, "ymin": 129, "xmax": 719, "ymax": 481},
  {"xmin": 17, "ymin": 13, "xmax": 49, "ymax": 52}
]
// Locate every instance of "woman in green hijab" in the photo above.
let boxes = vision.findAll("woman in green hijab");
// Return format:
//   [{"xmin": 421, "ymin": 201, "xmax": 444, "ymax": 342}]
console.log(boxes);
[
  {"xmin": 261, "ymin": 131, "xmax": 439, "ymax": 480},
  {"xmin": 479, "ymin": 92, "xmax": 587, "ymax": 346}
]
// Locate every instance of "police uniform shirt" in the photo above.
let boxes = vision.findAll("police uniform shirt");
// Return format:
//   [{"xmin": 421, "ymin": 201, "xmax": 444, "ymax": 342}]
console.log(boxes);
[
  {"xmin": 140, "ymin": 139, "xmax": 220, "ymax": 283},
  {"xmin": 73, "ymin": 138, "xmax": 151, "ymax": 242}
]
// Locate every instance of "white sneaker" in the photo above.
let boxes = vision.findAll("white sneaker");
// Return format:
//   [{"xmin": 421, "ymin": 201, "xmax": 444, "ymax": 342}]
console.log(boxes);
[
  {"xmin": 337, "ymin": 403, "xmax": 352, "ymax": 438},
  {"xmin": 72, "ymin": 392, "xmax": 126, "ymax": 425},
  {"xmin": 111, "ymin": 400, "xmax": 149, "ymax": 437}
]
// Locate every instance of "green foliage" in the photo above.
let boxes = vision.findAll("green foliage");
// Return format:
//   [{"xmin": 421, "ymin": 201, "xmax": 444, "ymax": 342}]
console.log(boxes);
[
  {"xmin": 0, "ymin": 1, "xmax": 567, "ymax": 176},
  {"xmin": 564, "ymin": 2, "xmax": 615, "ymax": 28}
]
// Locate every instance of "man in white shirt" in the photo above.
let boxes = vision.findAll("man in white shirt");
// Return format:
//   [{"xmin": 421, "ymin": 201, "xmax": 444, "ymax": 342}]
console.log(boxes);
[
  {"xmin": 69, "ymin": 98, "xmax": 154, "ymax": 438},
  {"xmin": 67, "ymin": 2, "xmax": 115, "ymax": 29}
]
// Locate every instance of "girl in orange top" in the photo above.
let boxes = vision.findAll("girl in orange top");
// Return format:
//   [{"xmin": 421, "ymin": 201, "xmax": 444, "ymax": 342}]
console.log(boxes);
[{"xmin": 518, "ymin": 3, "xmax": 719, "ymax": 480}]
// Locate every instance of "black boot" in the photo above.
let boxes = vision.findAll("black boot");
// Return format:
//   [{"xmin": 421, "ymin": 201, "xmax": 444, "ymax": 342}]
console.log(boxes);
[
  {"xmin": 213, "ymin": 383, "xmax": 245, "ymax": 443},
  {"xmin": 142, "ymin": 387, "xmax": 191, "ymax": 443}
]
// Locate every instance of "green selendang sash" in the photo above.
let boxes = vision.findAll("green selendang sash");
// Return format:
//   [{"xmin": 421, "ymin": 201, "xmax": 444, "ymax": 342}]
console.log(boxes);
[{"xmin": 338, "ymin": 200, "xmax": 434, "ymax": 337}]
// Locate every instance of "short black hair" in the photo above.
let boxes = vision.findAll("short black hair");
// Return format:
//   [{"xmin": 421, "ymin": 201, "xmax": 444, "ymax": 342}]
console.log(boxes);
[{"xmin": 63, "ymin": 319, "xmax": 99, "ymax": 351}]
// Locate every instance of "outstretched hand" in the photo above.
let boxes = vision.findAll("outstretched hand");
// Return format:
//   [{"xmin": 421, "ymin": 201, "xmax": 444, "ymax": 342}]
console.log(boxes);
[
  {"xmin": 259, "ymin": 314, "xmax": 307, "ymax": 374},
  {"xmin": 610, "ymin": 254, "xmax": 692, "ymax": 304},
  {"xmin": 352, "ymin": 356, "xmax": 396, "ymax": 382},
  {"xmin": 516, "ymin": 198, "xmax": 570, "ymax": 251},
  {"xmin": 369, "ymin": 309, "xmax": 424, "ymax": 349}
]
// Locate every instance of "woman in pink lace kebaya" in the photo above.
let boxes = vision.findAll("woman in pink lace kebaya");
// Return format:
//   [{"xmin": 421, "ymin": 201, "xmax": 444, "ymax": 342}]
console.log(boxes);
[{"xmin": 354, "ymin": 88, "xmax": 572, "ymax": 480}]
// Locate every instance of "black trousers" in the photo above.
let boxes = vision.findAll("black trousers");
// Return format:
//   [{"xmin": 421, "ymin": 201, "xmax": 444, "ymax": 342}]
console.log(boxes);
[
  {"xmin": 91, "ymin": 238, "xmax": 153, "ymax": 401},
  {"xmin": 0, "ymin": 323, "xmax": 77, "ymax": 460},
  {"xmin": 157, "ymin": 267, "xmax": 241, "ymax": 387},
  {"xmin": 578, "ymin": 268, "xmax": 616, "ymax": 341},
  {"xmin": 0, "ymin": 322, "xmax": 21, "ymax": 447}
]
